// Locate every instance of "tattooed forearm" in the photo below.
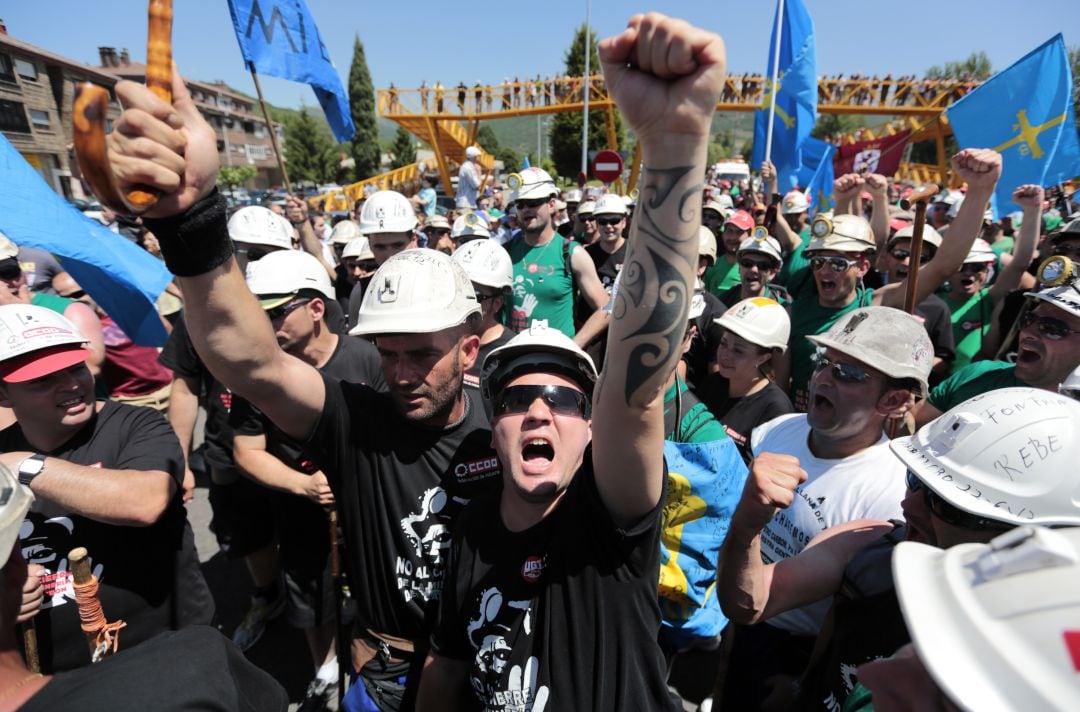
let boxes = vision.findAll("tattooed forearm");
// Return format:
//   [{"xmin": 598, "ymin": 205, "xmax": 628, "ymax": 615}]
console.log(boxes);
[{"xmin": 604, "ymin": 164, "xmax": 704, "ymax": 406}]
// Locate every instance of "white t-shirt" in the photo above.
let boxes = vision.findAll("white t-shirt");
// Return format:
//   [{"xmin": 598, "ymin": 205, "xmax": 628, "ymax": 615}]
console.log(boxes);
[
  {"xmin": 751, "ymin": 413, "xmax": 905, "ymax": 636},
  {"xmin": 455, "ymin": 161, "xmax": 481, "ymax": 208}
]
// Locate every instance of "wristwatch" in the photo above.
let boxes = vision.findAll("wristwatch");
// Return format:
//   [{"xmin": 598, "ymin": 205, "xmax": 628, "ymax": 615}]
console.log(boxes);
[{"xmin": 17, "ymin": 454, "xmax": 46, "ymax": 487}]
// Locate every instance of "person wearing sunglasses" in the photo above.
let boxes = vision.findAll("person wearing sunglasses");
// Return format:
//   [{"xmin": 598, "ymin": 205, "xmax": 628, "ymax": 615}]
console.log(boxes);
[
  {"xmin": 720, "ymin": 386, "xmax": 1080, "ymax": 712},
  {"xmin": 452, "ymin": 239, "xmax": 516, "ymax": 401},
  {"xmin": 719, "ymin": 232, "xmax": 789, "ymax": 309},
  {"xmin": 504, "ymin": 168, "xmax": 609, "ymax": 340},
  {"xmin": 572, "ymin": 199, "xmax": 599, "ymax": 245},
  {"xmin": 417, "ymin": 15, "xmax": 722, "ymax": 711},
  {"xmin": 877, "ymin": 224, "xmax": 956, "ymax": 386},
  {"xmin": 939, "ymin": 186, "xmax": 1042, "ymax": 375},
  {"xmin": 717, "ymin": 306, "xmax": 932, "ymax": 710},
  {"xmin": 917, "ymin": 283, "xmax": 1080, "ymax": 427},
  {"xmin": 704, "ymin": 209, "xmax": 754, "ymax": 297},
  {"xmin": 227, "ymin": 205, "xmax": 294, "ymax": 276},
  {"xmin": 584, "ymin": 195, "xmax": 629, "ymax": 297},
  {"xmin": 787, "ymin": 151, "xmax": 1003, "ymax": 412}
]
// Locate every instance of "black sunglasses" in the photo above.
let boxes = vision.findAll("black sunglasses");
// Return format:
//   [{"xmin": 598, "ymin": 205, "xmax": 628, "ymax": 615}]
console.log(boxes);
[
  {"xmin": 810, "ymin": 255, "xmax": 861, "ymax": 273},
  {"xmin": 494, "ymin": 384, "xmax": 591, "ymax": 419},
  {"xmin": 811, "ymin": 349, "xmax": 873, "ymax": 384},
  {"xmin": 428, "ymin": 228, "xmax": 451, "ymax": 236},
  {"xmin": 596, "ymin": 217, "xmax": 622, "ymax": 226},
  {"xmin": 958, "ymin": 262, "xmax": 990, "ymax": 274},
  {"xmin": 1018, "ymin": 311, "xmax": 1080, "ymax": 340},
  {"xmin": 515, "ymin": 198, "xmax": 550, "ymax": 210},
  {"xmin": 739, "ymin": 257, "xmax": 778, "ymax": 271},
  {"xmin": 889, "ymin": 248, "xmax": 932, "ymax": 264},
  {"xmin": 240, "ymin": 248, "xmax": 271, "ymax": 262},
  {"xmin": 474, "ymin": 290, "xmax": 502, "ymax": 302},
  {"xmin": 906, "ymin": 471, "xmax": 1012, "ymax": 532},
  {"xmin": 266, "ymin": 299, "xmax": 311, "ymax": 321}
]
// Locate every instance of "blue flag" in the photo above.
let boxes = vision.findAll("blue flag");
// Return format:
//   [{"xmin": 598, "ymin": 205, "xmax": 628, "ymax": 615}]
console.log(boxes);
[
  {"xmin": 947, "ymin": 34, "xmax": 1080, "ymax": 217},
  {"xmin": 797, "ymin": 137, "xmax": 836, "ymax": 213},
  {"xmin": 0, "ymin": 136, "xmax": 172, "ymax": 346},
  {"xmin": 227, "ymin": 0, "xmax": 355, "ymax": 143},
  {"xmin": 751, "ymin": 0, "xmax": 817, "ymax": 191}
]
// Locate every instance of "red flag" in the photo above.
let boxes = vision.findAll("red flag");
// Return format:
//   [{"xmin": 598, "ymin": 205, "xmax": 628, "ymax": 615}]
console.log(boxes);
[{"xmin": 833, "ymin": 130, "xmax": 912, "ymax": 177}]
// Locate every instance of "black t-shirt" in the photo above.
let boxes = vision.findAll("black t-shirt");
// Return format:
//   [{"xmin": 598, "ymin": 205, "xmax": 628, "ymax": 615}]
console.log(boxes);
[
  {"xmin": 685, "ymin": 290, "xmax": 726, "ymax": 392},
  {"xmin": 3, "ymin": 402, "xmax": 214, "ymax": 672},
  {"xmin": 464, "ymin": 328, "xmax": 516, "ymax": 391},
  {"xmin": 701, "ymin": 378, "xmax": 794, "ymax": 462},
  {"xmin": 913, "ymin": 294, "xmax": 956, "ymax": 386},
  {"xmin": 431, "ymin": 453, "xmax": 678, "ymax": 711},
  {"xmin": 305, "ymin": 376, "xmax": 501, "ymax": 642},
  {"xmin": 20, "ymin": 626, "xmax": 288, "ymax": 712},
  {"xmin": 584, "ymin": 241, "xmax": 626, "ymax": 294},
  {"xmin": 159, "ymin": 314, "xmax": 235, "ymax": 469},
  {"xmin": 346, "ymin": 277, "xmax": 372, "ymax": 331}
]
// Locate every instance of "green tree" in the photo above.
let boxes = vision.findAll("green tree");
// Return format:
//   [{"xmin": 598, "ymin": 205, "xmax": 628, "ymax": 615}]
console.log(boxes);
[
  {"xmin": 217, "ymin": 164, "xmax": 258, "ymax": 191},
  {"xmin": 389, "ymin": 127, "xmax": 416, "ymax": 169},
  {"xmin": 550, "ymin": 24, "xmax": 625, "ymax": 178},
  {"xmin": 475, "ymin": 124, "xmax": 523, "ymax": 174},
  {"xmin": 284, "ymin": 109, "xmax": 335, "ymax": 184},
  {"xmin": 810, "ymin": 114, "xmax": 867, "ymax": 141},
  {"xmin": 925, "ymin": 52, "xmax": 993, "ymax": 80},
  {"xmin": 348, "ymin": 35, "xmax": 381, "ymax": 180}
]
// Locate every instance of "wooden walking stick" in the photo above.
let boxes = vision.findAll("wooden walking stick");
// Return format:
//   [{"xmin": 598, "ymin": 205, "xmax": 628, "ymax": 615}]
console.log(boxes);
[
  {"xmin": 69, "ymin": 547, "xmax": 126, "ymax": 663},
  {"xmin": 20, "ymin": 621, "xmax": 39, "ymax": 673},
  {"xmin": 72, "ymin": 0, "xmax": 172, "ymax": 214}
]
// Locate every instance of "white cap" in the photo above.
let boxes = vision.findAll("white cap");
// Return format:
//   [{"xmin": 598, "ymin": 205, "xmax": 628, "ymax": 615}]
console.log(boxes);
[
  {"xmin": 715, "ymin": 297, "xmax": 790, "ymax": 352},
  {"xmin": 507, "ymin": 168, "xmax": 559, "ymax": 201},
  {"xmin": 481, "ymin": 320, "xmax": 597, "ymax": 399},
  {"xmin": 807, "ymin": 306, "xmax": 933, "ymax": 396},
  {"xmin": 452, "ymin": 213, "xmax": 491, "ymax": 240},
  {"xmin": 350, "ymin": 248, "xmax": 480, "ymax": 336},
  {"xmin": 228, "ymin": 206, "xmax": 294, "ymax": 249},
  {"xmin": 1024, "ymin": 284, "xmax": 1080, "ymax": 319},
  {"xmin": 341, "ymin": 236, "xmax": 374, "ymax": 262},
  {"xmin": 359, "ymin": 191, "xmax": 418, "ymax": 234},
  {"xmin": 703, "ymin": 199, "xmax": 731, "ymax": 217},
  {"xmin": 737, "ymin": 231, "xmax": 783, "ymax": 264},
  {"xmin": 465, "ymin": 146, "xmax": 482, "ymax": 159},
  {"xmin": 0, "ymin": 304, "xmax": 90, "ymax": 383},
  {"xmin": 893, "ymin": 526, "xmax": 1080, "ymax": 711},
  {"xmin": 245, "ymin": 249, "xmax": 335, "ymax": 305},
  {"xmin": 592, "ymin": 194, "xmax": 627, "ymax": 217},
  {"xmin": 452, "ymin": 239, "xmax": 513, "ymax": 290},
  {"xmin": 888, "ymin": 224, "xmax": 944, "ymax": 250},
  {"xmin": 0, "ymin": 231, "xmax": 18, "ymax": 260},
  {"xmin": 780, "ymin": 191, "xmax": 809, "ymax": 215},
  {"xmin": 962, "ymin": 238, "xmax": 996, "ymax": 264},
  {"xmin": 330, "ymin": 220, "xmax": 363, "ymax": 245}
]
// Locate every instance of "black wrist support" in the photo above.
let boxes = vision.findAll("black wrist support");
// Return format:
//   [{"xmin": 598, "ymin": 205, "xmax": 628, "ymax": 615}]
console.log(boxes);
[{"xmin": 143, "ymin": 189, "xmax": 234, "ymax": 277}]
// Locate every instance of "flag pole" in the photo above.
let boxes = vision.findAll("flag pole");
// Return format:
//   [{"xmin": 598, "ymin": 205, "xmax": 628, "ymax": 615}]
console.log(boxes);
[
  {"xmin": 581, "ymin": 0, "xmax": 592, "ymax": 179},
  {"xmin": 764, "ymin": 0, "xmax": 785, "ymax": 165},
  {"xmin": 249, "ymin": 64, "xmax": 294, "ymax": 195}
]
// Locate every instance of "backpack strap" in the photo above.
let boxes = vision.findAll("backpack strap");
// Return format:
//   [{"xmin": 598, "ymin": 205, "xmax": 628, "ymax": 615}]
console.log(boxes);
[{"xmin": 563, "ymin": 237, "xmax": 576, "ymax": 297}]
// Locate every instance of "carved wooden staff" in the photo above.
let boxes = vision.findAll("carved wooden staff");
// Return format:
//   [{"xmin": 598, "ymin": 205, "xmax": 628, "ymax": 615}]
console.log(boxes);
[
  {"xmin": 69, "ymin": 547, "xmax": 126, "ymax": 663},
  {"xmin": 72, "ymin": 0, "xmax": 172, "ymax": 214}
]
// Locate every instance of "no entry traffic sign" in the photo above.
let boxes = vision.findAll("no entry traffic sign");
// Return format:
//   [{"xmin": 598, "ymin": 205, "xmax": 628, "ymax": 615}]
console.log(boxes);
[{"xmin": 593, "ymin": 150, "xmax": 623, "ymax": 183}]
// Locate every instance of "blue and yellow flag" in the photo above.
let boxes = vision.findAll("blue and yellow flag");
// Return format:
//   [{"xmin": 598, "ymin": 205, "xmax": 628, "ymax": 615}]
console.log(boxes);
[
  {"xmin": 947, "ymin": 34, "xmax": 1080, "ymax": 217},
  {"xmin": 751, "ymin": 0, "xmax": 817, "ymax": 191},
  {"xmin": 798, "ymin": 137, "xmax": 836, "ymax": 213},
  {"xmin": 226, "ymin": 0, "xmax": 355, "ymax": 143}
]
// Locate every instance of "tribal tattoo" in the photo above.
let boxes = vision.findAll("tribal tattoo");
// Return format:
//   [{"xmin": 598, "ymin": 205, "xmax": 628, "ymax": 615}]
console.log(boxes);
[{"xmin": 608, "ymin": 165, "xmax": 702, "ymax": 406}]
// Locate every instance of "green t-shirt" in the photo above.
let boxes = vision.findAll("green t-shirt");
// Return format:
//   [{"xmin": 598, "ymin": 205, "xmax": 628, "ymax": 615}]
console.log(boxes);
[
  {"xmin": 927, "ymin": 360, "xmax": 1024, "ymax": 412},
  {"xmin": 506, "ymin": 235, "xmax": 578, "ymax": 337},
  {"xmin": 30, "ymin": 291, "xmax": 73, "ymax": 314},
  {"xmin": 788, "ymin": 287, "xmax": 875, "ymax": 411},
  {"xmin": 990, "ymin": 236, "xmax": 1015, "ymax": 257},
  {"xmin": 703, "ymin": 258, "xmax": 741, "ymax": 297},
  {"xmin": 939, "ymin": 287, "xmax": 994, "ymax": 372},
  {"xmin": 778, "ymin": 226, "xmax": 814, "ymax": 300},
  {"xmin": 663, "ymin": 376, "xmax": 727, "ymax": 443},
  {"xmin": 841, "ymin": 682, "xmax": 874, "ymax": 712}
]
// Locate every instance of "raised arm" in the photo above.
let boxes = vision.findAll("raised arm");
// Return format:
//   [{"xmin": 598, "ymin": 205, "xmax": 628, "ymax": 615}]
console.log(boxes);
[
  {"xmin": 287, "ymin": 195, "xmax": 337, "ymax": 279},
  {"xmin": 591, "ymin": 14, "xmax": 726, "ymax": 526},
  {"xmin": 104, "ymin": 68, "xmax": 325, "ymax": 442},
  {"xmin": 832, "ymin": 173, "xmax": 863, "ymax": 217},
  {"xmin": 876, "ymin": 149, "xmax": 1002, "ymax": 310},
  {"xmin": 865, "ymin": 173, "xmax": 890, "ymax": 252},
  {"xmin": 987, "ymin": 184, "xmax": 1041, "ymax": 302}
]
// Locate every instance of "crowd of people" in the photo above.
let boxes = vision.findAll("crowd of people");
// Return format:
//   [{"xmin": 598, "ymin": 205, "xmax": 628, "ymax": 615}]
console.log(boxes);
[{"xmin": 0, "ymin": 12, "xmax": 1077, "ymax": 712}]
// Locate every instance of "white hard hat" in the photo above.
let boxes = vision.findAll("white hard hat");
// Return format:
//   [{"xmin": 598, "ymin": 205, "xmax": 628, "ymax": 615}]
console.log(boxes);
[
  {"xmin": 737, "ymin": 230, "xmax": 784, "ymax": 265},
  {"xmin": 350, "ymin": 248, "xmax": 480, "ymax": 336},
  {"xmin": 962, "ymin": 238, "xmax": 996, "ymax": 264},
  {"xmin": 451, "ymin": 213, "xmax": 491, "ymax": 240},
  {"xmin": 465, "ymin": 146, "xmax": 482, "ymax": 159},
  {"xmin": 426, "ymin": 214, "xmax": 451, "ymax": 231},
  {"xmin": 892, "ymin": 525, "xmax": 1080, "ymax": 711},
  {"xmin": 0, "ymin": 231, "xmax": 18, "ymax": 259},
  {"xmin": 452, "ymin": 239, "xmax": 513, "ymax": 290},
  {"xmin": 342, "ymin": 236, "xmax": 374, "ymax": 262},
  {"xmin": 1024, "ymin": 283, "xmax": 1080, "ymax": 319},
  {"xmin": 592, "ymin": 194, "xmax": 627, "ymax": 217},
  {"xmin": 888, "ymin": 224, "xmax": 944, "ymax": 250},
  {"xmin": 507, "ymin": 168, "xmax": 558, "ymax": 202},
  {"xmin": 807, "ymin": 306, "xmax": 933, "ymax": 396},
  {"xmin": 481, "ymin": 320, "xmax": 598, "ymax": 400},
  {"xmin": 807, "ymin": 214, "xmax": 876, "ymax": 254},
  {"xmin": 0, "ymin": 460, "xmax": 32, "ymax": 569},
  {"xmin": 892, "ymin": 387, "xmax": 1080, "ymax": 527},
  {"xmin": 577, "ymin": 200, "xmax": 597, "ymax": 217},
  {"xmin": 1060, "ymin": 365, "xmax": 1080, "ymax": 400},
  {"xmin": 0, "ymin": 304, "xmax": 89, "ymax": 383},
  {"xmin": 565, "ymin": 189, "xmax": 583, "ymax": 204},
  {"xmin": 698, "ymin": 226, "xmax": 718, "ymax": 265},
  {"xmin": 330, "ymin": 219, "xmax": 363, "ymax": 245},
  {"xmin": 245, "ymin": 249, "xmax": 335, "ymax": 305},
  {"xmin": 703, "ymin": 199, "xmax": 731, "ymax": 217},
  {"xmin": 780, "ymin": 191, "xmax": 809, "ymax": 215},
  {"xmin": 715, "ymin": 297, "xmax": 790, "ymax": 352},
  {"xmin": 946, "ymin": 192, "xmax": 965, "ymax": 220},
  {"xmin": 227, "ymin": 206, "xmax": 294, "ymax": 249},
  {"xmin": 359, "ymin": 190, "xmax": 418, "ymax": 234}
]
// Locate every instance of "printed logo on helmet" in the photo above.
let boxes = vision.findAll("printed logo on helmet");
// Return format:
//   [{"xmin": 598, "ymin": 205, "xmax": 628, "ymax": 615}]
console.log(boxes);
[
  {"xmin": 521, "ymin": 555, "xmax": 545, "ymax": 582},
  {"xmin": 378, "ymin": 275, "xmax": 400, "ymax": 303}
]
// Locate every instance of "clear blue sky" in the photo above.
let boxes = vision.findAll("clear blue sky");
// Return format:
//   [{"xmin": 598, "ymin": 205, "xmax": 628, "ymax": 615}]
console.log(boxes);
[{"xmin": 4, "ymin": 0, "xmax": 1076, "ymax": 112}]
